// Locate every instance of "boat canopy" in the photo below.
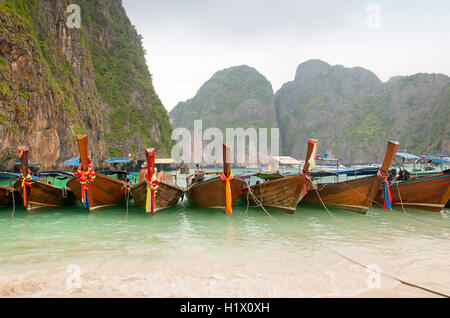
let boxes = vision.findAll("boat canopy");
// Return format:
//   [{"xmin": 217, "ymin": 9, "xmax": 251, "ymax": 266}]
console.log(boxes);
[
  {"xmin": 309, "ymin": 167, "xmax": 379, "ymax": 177},
  {"xmin": 0, "ymin": 172, "xmax": 40, "ymax": 180},
  {"xmin": 14, "ymin": 162, "xmax": 41, "ymax": 166},
  {"xmin": 395, "ymin": 152, "xmax": 420, "ymax": 160},
  {"xmin": 64, "ymin": 157, "xmax": 80, "ymax": 166},
  {"xmin": 106, "ymin": 158, "xmax": 132, "ymax": 164},
  {"xmin": 271, "ymin": 156, "xmax": 302, "ymax": 165},
  {"xmin": 155, "ymin": 158, "xmax": 175, "ymax": 164},
  {"xmin": 433, "ymin": 159, "xmax": 449, "ymax": 164},
  {"xmin": 38, "ymin": 171, "xmax": 74, "ymax": 178},
  {"xmin": 317, "ymin": 158, "xmax": 340, "ymax": 162}
]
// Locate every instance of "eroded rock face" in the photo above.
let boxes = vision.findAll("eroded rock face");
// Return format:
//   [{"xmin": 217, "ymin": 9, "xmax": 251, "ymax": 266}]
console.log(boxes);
[
  {"xmin": 275, "ymin": 60, "xmax": 449, "ymax": 162},
  {"xmin": 0, "ymin": 1, "xmax": 107, "ymax": 169},
  {"xmin": 170, "ymin": 65, "xmax": 278, "ymax": 132},
  {"xmin": 0, "ymin": 0, "xmax": 172, "ymax": 169}
]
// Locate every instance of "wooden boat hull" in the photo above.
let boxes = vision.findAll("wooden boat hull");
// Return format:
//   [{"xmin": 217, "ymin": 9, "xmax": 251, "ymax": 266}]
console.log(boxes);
[
  {"xmin": 243, "ymin": 174, "xmax": 308, "ymax": 214},
  {"xmin": 130, "ymin": 180, "xmax": 184, "ymax": 212},
  {"xmin": 187, "ymin": 177, "xmax": 246, "ymax": 210},
  {"xmin": 374, "ymin": 174, "xmax": 450, "ymax": 212},
  {"xmin": 67, "ymin": 174, "xmax": 128, "ymax": 212},
  {"xmin": 302, "ymin": 175, "xmax": 382, "ymax": 213},
  {"xmin": 0, "ymin": 185, "xmax": 21, "ymax": 207},
  {"xmin": 14, "ymin": 181, "xmax": 76, "ymax": 212}
]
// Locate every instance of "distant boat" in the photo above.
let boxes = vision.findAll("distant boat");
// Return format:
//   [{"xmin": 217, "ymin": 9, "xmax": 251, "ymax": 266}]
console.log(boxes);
[
  {"xmin": 243, "ymin": 139, "xmax": 317, "ymax": 213},
  {"xmin": 67, "ymin": 135, "xmax": 129, "ymax": 212},
  {"xmin": 186, "ymin": 144, "xmax": 246, "ymax": 213},
  {"xmin": 14, "ymin": 147, "xmax": 76, "ymax": 212},
  {"xmin": 302, "ymin": 141, "xmax": 399, "ymax": 213},
  {"xmin": 350, "ymin": 163, "xmax": 381, "ymax": 169},
  {"xmin": 313, "ymin": 158, "xmax": 347, "ymax": 171},
  {"xmin": 130, "ymin": 147, "xmax": 184, "ymax": 214}
]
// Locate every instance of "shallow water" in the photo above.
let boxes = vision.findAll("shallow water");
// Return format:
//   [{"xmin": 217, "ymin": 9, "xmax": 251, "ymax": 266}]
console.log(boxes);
[{"xmin": 0, "ymin": 172, "xmax": 449, "ymax": 298}]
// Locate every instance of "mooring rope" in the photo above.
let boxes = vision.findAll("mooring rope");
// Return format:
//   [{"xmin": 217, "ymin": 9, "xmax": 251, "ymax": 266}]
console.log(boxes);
[
  {"xmin": 245, "ymin": 181, "xmax": 449, "ymax": 298},
  {"xmin": 310, "ymin": 182, "xmax": 342, "ymax": 222},
  {"xmin": 10, "ymin": 187, "xmax": 16, "ymax": 218},
  {"xmin": 61, "ymin": 186, "xmax": 68, "ymax": 199},
  {"xmin": 122, "ymin": 182, "xmax": 131, "ymax": 219},
  {"xmin": 395, "ymin": 185, "xmax": 450, "ymax": 229},
  {"xmin": 317, "ymin": 175, "xmax": 450, "ymax": 229}
]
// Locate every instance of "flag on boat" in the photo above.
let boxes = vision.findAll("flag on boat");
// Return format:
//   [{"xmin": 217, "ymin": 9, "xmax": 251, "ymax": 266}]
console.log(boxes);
[{"xmin": 309, "ymin": 141, "xmax": 318, "ymax": 170}]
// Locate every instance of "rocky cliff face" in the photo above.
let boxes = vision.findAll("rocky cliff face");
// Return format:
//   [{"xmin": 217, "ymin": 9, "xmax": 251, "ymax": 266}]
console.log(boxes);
[
  {"xmin": 275, "ymin": 60, "xmax": 450, "ymax": 162},
  {"xmin": 0, "ymin": 0, "xmax": 172, "ymax": 169},
  {"xmin": 170, "ymin": 65, "xmax": 278, "ymax": 133},
  {"xmin": 170, "ymin": 59, "xmax": 449, "ymax": 163}
]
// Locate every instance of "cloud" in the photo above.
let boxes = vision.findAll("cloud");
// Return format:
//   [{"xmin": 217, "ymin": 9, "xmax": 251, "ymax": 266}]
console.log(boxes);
[{"xmin": 122, "ymin": 0, "xmax": 450, "ymax": 111}]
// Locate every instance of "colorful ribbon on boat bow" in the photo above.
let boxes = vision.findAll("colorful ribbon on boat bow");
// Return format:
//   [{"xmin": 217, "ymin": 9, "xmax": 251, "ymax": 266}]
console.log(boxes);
[
  {"xmin": 17, "ymin": 146, "xmax": 29, "ymax": 159},
  {"xmin": 74, "ymin": 160, "xmax": 96, "ymax": 208},
  {"xmin": 377, "ymin": 170, "xmax": 392, "ymax": 210},
  {"xmin": 301, "ymin": 171, "xmax": 311, "ymax": 195},
  {"xmin": 220, "ymin": 171, "xmax": 233, "ymax": 215},
  {"xmin": 145, "ymin": 173, "xmax": 160, "ymax": 214},
  {"xmin": 17, "ymin": 168, "xmax": 35, "ymax": 207}
]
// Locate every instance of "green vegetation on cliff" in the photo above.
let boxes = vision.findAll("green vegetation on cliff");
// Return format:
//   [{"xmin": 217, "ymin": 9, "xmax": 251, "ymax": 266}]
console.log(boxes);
[
  {"xmin": 78, "ymin": 0, "xmax": 173, "ymax": 156},
  {"xmin": 0, "ymin": 0, "xmax": 173, "ymax": 165},
  {"xmin": 170, "ymin": 65, "xmax": 278, "ymax": 133},
  {"xmin": 275, "ymin": 60, "xmax": 450, "ymax": 162}
]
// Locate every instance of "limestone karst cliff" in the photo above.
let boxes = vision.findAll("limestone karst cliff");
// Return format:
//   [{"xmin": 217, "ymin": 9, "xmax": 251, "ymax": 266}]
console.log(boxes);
[{"xmin": 0, "ymin": 0, "xmax": 172, "ymax": 169}]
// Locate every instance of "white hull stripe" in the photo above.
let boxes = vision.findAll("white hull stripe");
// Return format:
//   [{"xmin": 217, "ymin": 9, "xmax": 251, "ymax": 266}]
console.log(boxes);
[
  {"xmin": 395, "ymin": 202, "xmax": 445, "ymax": 208},
  {"xmin": 89, "ymin": 204, "xmax": 116, "ymax": 212}
]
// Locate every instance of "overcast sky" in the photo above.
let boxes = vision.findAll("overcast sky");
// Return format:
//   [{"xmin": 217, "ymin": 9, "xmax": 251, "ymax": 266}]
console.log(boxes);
[{"xmin": 122, "ymin": 0, "xmax": 450, "ymax": 111}]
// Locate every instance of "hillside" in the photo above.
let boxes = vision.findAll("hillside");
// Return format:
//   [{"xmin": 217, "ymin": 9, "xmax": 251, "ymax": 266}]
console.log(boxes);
[
  {"xmin": 0, "ymin": 0, "xmax": 172, "ymax": 168},
  {"xmin": 275, "ymin": 60, "xmax": 450, "ymax": 162},
  {"xmin": 170, "ymin": 65, "xmax": 278, "ymax": 133}
]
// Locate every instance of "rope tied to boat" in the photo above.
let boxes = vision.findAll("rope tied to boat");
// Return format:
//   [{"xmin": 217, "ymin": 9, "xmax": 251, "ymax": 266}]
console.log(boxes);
[
  {"xmin": 61, "ymin": 186, "xmax": 68, "ymax": 199},
  {"xmin": 245, "ymin": 180, "xmax": 449, "ymax": 298},
  {"xmin": 17, "ymin": 168, "xmax": 35, "ymax": 208},
  {"xmin": 377, "ymin": 170, "xmax": 392, "ymax": 210},
  {"xmin": 146, "ymin": 173, "xmax": 160, "ymax": 214},
  {"xmin": 220, "ymin": 171, "xmax": 233, "ymax": 215},
  {"xmin": 74, "ymin": 159, "xmax": 96, "ymax": 208}
]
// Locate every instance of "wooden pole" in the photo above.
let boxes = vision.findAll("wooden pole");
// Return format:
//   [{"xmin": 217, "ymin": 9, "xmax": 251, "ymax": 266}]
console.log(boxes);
[
  {"xmin": 302, "ymin": 139, "xmax": 317, "ymax": 174},
  {"xmin": 223, "ymin": 143, "xmax": 231, "ymax": 177},
  {"xmin": 145, "ymin": 148, "xmax": 156, "ymax": 180},
  {"xmin": 19, "ymin": 146, "xmax": 29, "ymax": 173},
  {"xmin": 380, "ymin": 141, "xmax": 400, "ymax": 174},
  {"xmin": 76, "ymin": 135, "xmax": 89, "ymax": 171}
]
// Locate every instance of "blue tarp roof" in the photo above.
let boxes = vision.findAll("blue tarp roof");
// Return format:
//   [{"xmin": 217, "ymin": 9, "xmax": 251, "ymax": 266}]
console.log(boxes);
[
  {"xmin": 106, "ymin": 158, "xmax": 132, "ymax": 164},
  {"xmin": 64, "ymin": 157, "xmax": 80, "ymax": 166},
  {"xmin": 0, "ymin": 172, "xmax": 40, "ymax": 180},
  {"xmin": 64, "ymin": 158, "xmax": 132, "ymax": 166},
  {"xmin": 433, "ymin": 159, "xmax": 449, "ymax": 164},
  {"xmin": 14, "ymin": 162, "xmax": 41, "ymax": 166},
  {"xmin": 396, "ymin": 152, "xmax": 420, "ymax": 160}
]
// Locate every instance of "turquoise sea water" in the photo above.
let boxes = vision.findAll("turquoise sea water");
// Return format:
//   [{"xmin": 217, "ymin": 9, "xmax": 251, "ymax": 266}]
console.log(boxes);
[{"xmin": 0, "ymin": 170, "xmax": 449, "ymax": 297}]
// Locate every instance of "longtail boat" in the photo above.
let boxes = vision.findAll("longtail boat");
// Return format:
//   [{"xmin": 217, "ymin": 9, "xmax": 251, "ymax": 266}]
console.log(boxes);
[
  {"xmin": 130, "ymin": 147, "xmax": 184, "ymax": 214},
  {"xmin": 243, "ymin": 139, "xmax": 318, "ymax": 213},
  {"xmin": 186, "ymin": 144, "xmax": 246, "ymax": 214},
  {"xmin": 302, "ymin": 140, "xmax": 399, "ymax": 213},
  {"xmin": 374, "ymin": 171, "xmax": 450, "ymax": 213},
  {"xmin": 0, "ymin": 185, "xmax": 20, "ymax": 207},
  {"xmin": 14, "ymin": 147, "xmax": 76, "ymax": 212},
  {"xmin": 67, "ymin": 135, "xmax": 128, "ymax": 212}
]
